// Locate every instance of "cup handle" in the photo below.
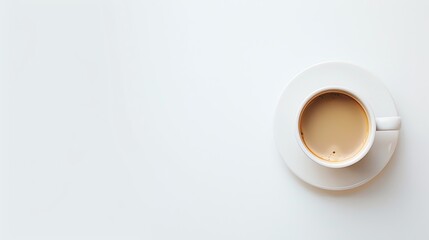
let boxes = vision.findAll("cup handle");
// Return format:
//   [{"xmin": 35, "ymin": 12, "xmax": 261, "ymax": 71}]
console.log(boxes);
[{"xmin": 376, "ymin": 116, "xmax": 401, "ymax": 131}]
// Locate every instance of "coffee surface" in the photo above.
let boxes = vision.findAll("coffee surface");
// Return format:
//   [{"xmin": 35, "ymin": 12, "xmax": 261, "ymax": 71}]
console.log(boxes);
[{"xmin": 299, "ymin": 92, "xmax": 369, "ymax": 162}]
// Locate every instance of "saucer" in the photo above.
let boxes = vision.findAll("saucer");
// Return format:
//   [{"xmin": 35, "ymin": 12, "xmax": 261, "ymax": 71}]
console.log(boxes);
[{"xmin": 274, "ymin": 62, "xmax": 400, "ymax": 190}]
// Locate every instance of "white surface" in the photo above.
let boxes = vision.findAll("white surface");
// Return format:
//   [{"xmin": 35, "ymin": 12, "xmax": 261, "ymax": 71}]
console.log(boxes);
[
  {"xmin": 274, "ymin": 62, "xmax": 399, "ymax": 188},
  {"xmin": 1, "ymin": 0, "xmax": 428, "ymax": 239}
]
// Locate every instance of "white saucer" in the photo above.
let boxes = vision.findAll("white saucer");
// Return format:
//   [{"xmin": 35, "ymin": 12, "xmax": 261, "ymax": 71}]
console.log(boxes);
[{"xmin": 274, "ymin": 62, "xmax": 400, "ymax": 190}]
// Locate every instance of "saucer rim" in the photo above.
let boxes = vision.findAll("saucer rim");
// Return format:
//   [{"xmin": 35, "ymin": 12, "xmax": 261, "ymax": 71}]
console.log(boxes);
[{"xmin": 273, "ymin": 61, "xmax": 400, "ymax": 190}]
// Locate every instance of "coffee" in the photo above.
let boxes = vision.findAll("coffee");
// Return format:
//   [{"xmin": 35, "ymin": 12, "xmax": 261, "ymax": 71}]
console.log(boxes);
[{"xmin": 299, "ymin": 91, "xmax": 369, "ymax": 162}]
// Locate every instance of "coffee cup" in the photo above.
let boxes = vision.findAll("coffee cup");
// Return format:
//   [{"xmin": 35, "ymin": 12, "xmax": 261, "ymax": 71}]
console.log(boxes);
[{"xmin": 295, "ymin": 86, "xmax": 401, "ymax": 168}]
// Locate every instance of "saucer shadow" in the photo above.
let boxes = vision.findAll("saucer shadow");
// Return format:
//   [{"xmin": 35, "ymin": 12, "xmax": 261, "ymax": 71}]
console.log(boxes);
[{"xmin": 287, "ymin": 132, "xmax": 402, "ymax": 197}]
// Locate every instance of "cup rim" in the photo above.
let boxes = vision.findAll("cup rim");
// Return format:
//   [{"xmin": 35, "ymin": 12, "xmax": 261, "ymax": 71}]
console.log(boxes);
[{"xmin": 295, "ymin": 86, "xmax": 376, "ymax": 168}]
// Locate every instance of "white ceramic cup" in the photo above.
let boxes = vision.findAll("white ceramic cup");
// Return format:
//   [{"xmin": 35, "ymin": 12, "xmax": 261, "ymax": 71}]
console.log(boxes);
[{"xmin": 295, "ymin": 86, "xmax": 401, "ymax": 168}]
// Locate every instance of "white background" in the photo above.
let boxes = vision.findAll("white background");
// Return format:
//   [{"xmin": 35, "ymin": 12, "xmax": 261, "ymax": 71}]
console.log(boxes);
[{"xmin": 1, "ymin": 0, "xmax": 428, "ymax": 239}]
